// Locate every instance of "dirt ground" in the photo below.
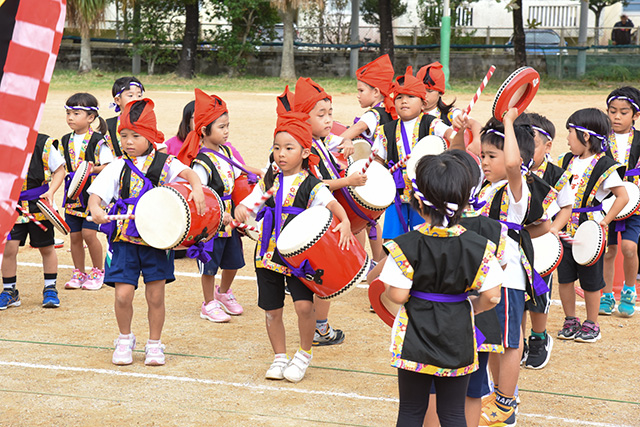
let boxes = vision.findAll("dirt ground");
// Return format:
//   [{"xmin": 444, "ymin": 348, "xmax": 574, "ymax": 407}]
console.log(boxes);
[{"xmin": 1, "ymin": 87, "xmax": 639, "ymax": 426}]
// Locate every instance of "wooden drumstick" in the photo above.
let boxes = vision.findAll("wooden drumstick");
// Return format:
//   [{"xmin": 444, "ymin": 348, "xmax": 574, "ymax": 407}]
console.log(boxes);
[
  {"xmin": 389, "ymin": 154, "xmax": 410, "ymax": 174},
  {"xmin": 360, "ymin": 149, "xmax": 378, "ymax": 174},
  {"xmin": 16, "ymin": 206, "xmax": 48, "ymax": 232},
  {"xmin": 87, "ymin": 214, "xmax": 135, "ymax": 222},
  {"xmin": 231, "ymin": 220, "xmax": 260, "ymax": 233},
  {"xmin": 558, "ymin": 232, "xmax": 574, "ymax": 245}
]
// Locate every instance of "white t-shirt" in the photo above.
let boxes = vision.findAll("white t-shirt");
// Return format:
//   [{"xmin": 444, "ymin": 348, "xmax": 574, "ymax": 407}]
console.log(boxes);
[
  {"xmin": 359, "ymin": 110, "xmax": 379, "ymax": 139},
  {"xmin": 325, "ymin": 134, "xmax": 344, "ymax": 153},
  {"xmin": 192, "ymin": 151, "xmax": 242, "ymax": 187},
  {"xmin": 479, "ymin": 177, "xmax": 530, "ymax": 291},
  {"xmin": 72, "ymin": 132, "xmax": 115, "ymax": 166},
  {"xmin": 87, "ymin": 154, "xmax": 188, "ymax": 206},
  {"xmin": 568, "ymin": 155, "xmax": 623, "ymax": 222},
  {"xmin": 49, "ymin": 145, "xmax": 66, "ymax": 173},
  {"xmin": 426, "ymin": 106, "xmax": 461, "ymax": 139},
  {"xmin": 372, "ymin": 117, "xmax": 418, "ymax": 162}
]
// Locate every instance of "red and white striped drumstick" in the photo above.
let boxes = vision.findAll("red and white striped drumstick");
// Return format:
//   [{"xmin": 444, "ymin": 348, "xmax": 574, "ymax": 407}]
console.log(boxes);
[
  {"xmin": 450, "ymin": 65, "xmax": 496, "ymax": 138},
  {"xmin": 272, "ymin": 162, "xmax": 280, "ymax": 174},
  {"xmin": 87, "ymin": 214, "xmax": 135, "ymax": 222},
  {"xmin": 389, "ymin": 154, "xmax": 410, "ymax": 174},
  {"xmin": 231, "ymin": 220, "xmax": 260, "ymax": 233},
  {"xmin": 360, "ymin": 149, "xmax": 378, "ymax": 174},
  {"xmin": 251, "ymin": 186, "xmax": 276, "ymax": 213},
  {"xmin": 16, "ymin": 206, "xmax": 48, "ymax": 232},
  {"xmin": 558, "ymin": 231, "xmax": 574, "ymax": 245}
]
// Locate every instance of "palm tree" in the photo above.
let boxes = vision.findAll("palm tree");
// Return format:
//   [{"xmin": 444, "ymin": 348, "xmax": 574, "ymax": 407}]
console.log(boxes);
[{"xmin": 67, "ymin": 0, "xmax": 110, "ymax": 73}]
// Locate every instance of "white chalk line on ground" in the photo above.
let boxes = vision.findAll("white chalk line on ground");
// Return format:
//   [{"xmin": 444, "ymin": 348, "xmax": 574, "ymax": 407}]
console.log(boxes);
[
  {"xmin": 16, "ymin": 262, "xmax": 585, "ymax": 305},
  {"xmin": 0, "ymin": 360, "xmax": 632, "ymax": 427}
]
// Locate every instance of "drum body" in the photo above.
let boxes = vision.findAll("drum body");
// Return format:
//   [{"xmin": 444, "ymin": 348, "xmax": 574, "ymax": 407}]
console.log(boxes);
[
  {"xmin": 406, "ymin": 135, "xmax": 449, "ymax": 181},
  {"xmin": 602, "ymin": 181, "xmax": 640, "ymax": 220},
  {"xmin": 67, "ymin": 161, "xmax": 93, "ymax": 200},
  {"xmin": 531, "ymin": 232, "xmax": 563, "ymax": 276},
  {"xmin": 135, "ymin": 183, "xmax": 223, "ymax": 250},
  {"xmin": 232, "ymin": 174, "xmax": 256, "ymax": 208},
  {"xmin": 572, "ymin": 220, "xmax": 606, "ymax": 266},
  {"xmin": 277, "ymin": 206, "xmax": 370, "ymax": 299},
  {"xmin": 333, "ymin": 159, "xmax": 395, "ymax": 234},
  {"xmin": 368, "ymin": 278, "xmax": 401, "ymax": 327},
  {"xmin": 492, "ymin": 67, "xmax": 540, "ymax": 121},
  {"xmin": 348, "ymin": 138, "xmax": 372, "ymax": 164},
  {"xmin": 36, "ymin": 199, "xmax": 70, "ymax": 235}
]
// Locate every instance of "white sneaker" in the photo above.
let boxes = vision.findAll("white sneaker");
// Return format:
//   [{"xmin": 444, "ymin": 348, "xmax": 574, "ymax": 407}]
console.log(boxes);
[
  {"xmin": 144, "ymin": 341, "xmax": 166, "ymax": 366},
  {"xmin": 265, "ymin": 355, "xmax": 290, "ymax": 380},
  {"xmin": 283, "ymin": 350, "xmax": 312, "ymax": 383},
  {"xmin": 112, "ymin": 335, "xmax": 136, "ymax": 365}
]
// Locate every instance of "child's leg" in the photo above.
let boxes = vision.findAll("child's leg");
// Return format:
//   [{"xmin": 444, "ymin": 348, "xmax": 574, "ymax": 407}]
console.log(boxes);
[
  {"xmin": 218, "ymin": 269, "xmax": 237, "ymax": 294},
  {"xmin": 396, "ymin": 369, "xmax": 433, "ymax": 426},
  {"xmin": 145, "ymin": 280, "xmax": 166, "ymax": 341},
  {"xmin": 69, "ymin": 231, "xmax": 86, "ymax": 271},
  {"xmin": 39, "ymin": 245, "xmax": 58, "ymax": 276},
  {"xmin": 602, "ymin": 243, "xmax": 617, "ymax": 294},
  {"xmin": 201, "ymin": 274, "xmax": 215, "ymax": 303},
  {"xmin": 355, "ymin": 229, "xmax": 366, "ymax": 249},
  {"xmin": 434, "ymin": 375, "xmax": 470, "ymax": 426},
  {"xmin": 369, "ymin": 224, "xmax": 385, "ymax": 262},
  {"xmin": 558, "ymin": 281, "xmax": 577, "ymax": 317},
  {"xmin": 1, "ymin": 240, "xmax": 20, "ymax": 278},
  {"xmin": 423, "ymin": 393, "xmax": 439, "ymax": 427},
  {"xmin": 583, "ymin": 290, "xmax": 601, "ymax": 324},
  {"xmin": 294, "ymin": 299, "xmax": 315, "ymax": 351},
  {"xmin": 82, "ymin": 228, "xmax": 103, "ymax": 269},
  {"xmin": 621, "ymin": 238, "xmax": 639, "ymax": 287},
  {"xmin": 265, "ymin": 308, "xmax": 286, "ymax": 354},
  {"xmin": 313, "ymin": 296, "xmax": 345, "ymax": 346},
  {"xmin": 114, "ymin": 283, "xmax": 136, "ymax": 334}
]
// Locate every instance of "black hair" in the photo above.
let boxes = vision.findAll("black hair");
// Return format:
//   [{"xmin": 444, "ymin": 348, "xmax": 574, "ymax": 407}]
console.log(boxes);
[
  {"xmin": 409, "ymin": 154, "xmax": 471, "ymax": 227},
  {"xmin": 65, "ymin": 92, "xmax": 107, "ymax": 134},
  {"xmin": 177, "ymin": 100, "xmax": 195, "ymax": 142},
  {"xmin": 480, "ymin": 117, "xmax": 536, "ymax": 166},
  {"xmin": 111, "ymin": 76, "xmax": 145, "ymax": 97},
  {"xmin": 607, "ymin": 86, "xmax": 640, "ymax": 115},
  {"xmin": 518, "ymin": 112, "xmax": 556, "ymax": 142},
  {"xmin": 436, "ymin": 97, "xmax": 456, "ymax": 119},
  {"xmin": 566, "ymin": 108, "xmax": 611, "ymax": 154},
  {"xmin": 262, "ymin": 146, "xmax": 310, "ymax": 190},
  {"xmin": 201, "ymin": 112, "xmax": 229, "ymax": 136},
  {"xmin": 443, "ymin": 149, "xmax": 480, "ymax": 187}
]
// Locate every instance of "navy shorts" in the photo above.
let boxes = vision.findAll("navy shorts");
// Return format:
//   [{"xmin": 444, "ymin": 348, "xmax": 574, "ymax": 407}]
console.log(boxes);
[
  {"xmin": 197, "ymin": 230, "xmax": 245, "ymax": 275},
  {"xmin": 8, "ymin": 221, "xmax": 55, "ymax": 248},
  {"xmin": 466, "ymin": 352, "xmax": 491, "ymax": 398},
  {"xmin": 256, "ymin": 267, "xmax": 314, "ymax": 311},
  {"xmin": 556, "ymin": 239, "xmax": 606, "ymax": 292},
  {"xmin": 105, "ymin": 241, "xmax": 175, "ymax": 288},
  {"xmin": 525, "ymin": 273, "xmax": 552, "ymax": 314},
  {"xmin": 608, "ymin": 215, "xmax": 640, "ymax": 245},
  {"xmin": 382, "ymin": 202, "xmax": 425, "ymax": 239},
  {"xmin": 495, "ymin": 287, "xmax": 526, "ymax": 349},
  {"xmin": 65, "ymin": 213, "xmax": 99, "ymax": 233}
]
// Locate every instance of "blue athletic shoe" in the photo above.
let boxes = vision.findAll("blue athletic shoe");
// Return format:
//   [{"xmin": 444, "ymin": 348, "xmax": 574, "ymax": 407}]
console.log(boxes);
[
  {"xmin": 599, "ymin": 293, "xmax": 615, "ymax": 315},
  {"xmin": 618, "ymin": 287, "xmax": 636, "ymax": 317},
  {"xmin": 0, "ymin": 288, "xmax": 21, "ymax": 310},
  {"xmin": 42, "ymin": 287, "xmax": 60, "ymax": 308}
]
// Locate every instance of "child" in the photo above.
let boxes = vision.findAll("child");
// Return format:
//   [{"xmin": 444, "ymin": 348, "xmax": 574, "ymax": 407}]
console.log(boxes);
[
  {"xmin": 1, "ymin": 134, "xmax": 66, "ymax": 309},
  {"xmin": 376, "ymin": 154, "xmax": 503, "ymax": 426},
  {"xmin": 557, "ymin": 108, "xmax": 627, "ymax": 344},
  {"xmin": 372, "ymin": 66, "xmax": 466, "ymax": 240},
  {"xmin": 177, "ymin": 89, "xmax": 263, "ymax": 322},
  {"xmin": 60, "ymin": 93, "xmax": 112, "ymax": 291},
  {"xmin": 87, "ymin": 98, "xmax": 206, "ymax": 366},
  {"xmin": 105, "ymin": 76, "xmax": 144, "ymax": 157},
  {"xmin": 234, "ymin": 109, "xmax": 352, "ymax": 383},
  {"xmin": 602, "ymin": 86, "xmax": 640, "ymax": 317}
]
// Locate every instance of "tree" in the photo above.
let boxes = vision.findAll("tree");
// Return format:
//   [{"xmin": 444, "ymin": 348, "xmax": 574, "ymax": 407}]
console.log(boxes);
[
  {"xmin": 588, "ymin": 0, "xmax": 629, "ymax": 45},
  {"xmin": 67, "ymin": 0, "xmax": 110, "ymax": 73},
  {"xmin": 378, "ymin": 0, "xmax": 396, "ymax": 63},
  {"xmin": 307, "ymin": 0, "xmax": 351, "ymax": 45},
  {"xmin": 177, "ymin": 0, "xmax": 199, "ymax": 79},
  {"xmin": 417, "ymin": 0, "xmax": 478, "ymax": 43},
  {"xmin": 360, "ymin": 0, "xmax": 406, "ymax": 26},
  {"xmin": 508, "ymin": 0, "xmax": 526, "ymax": 67}
]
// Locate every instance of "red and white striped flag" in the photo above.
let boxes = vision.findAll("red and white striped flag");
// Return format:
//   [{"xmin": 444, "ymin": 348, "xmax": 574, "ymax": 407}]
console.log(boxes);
[{"xmin": 0, "ymin": 0, "xmax": 66, "ymax": 263}]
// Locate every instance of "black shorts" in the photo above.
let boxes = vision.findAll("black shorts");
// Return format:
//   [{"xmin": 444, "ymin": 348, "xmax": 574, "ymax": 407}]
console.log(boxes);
[
  {"xmin": 525, "ymin": 273, "xmax": 552, "ymax": 314},
  {"xmin": 8, "ymin": 221, "xmax": 55, "ymax": 248},
  {"xmin": 256, "ymin": 267, "xmax": 314, "ymax": 311},
  {"xmin": 556, "ymin": 240, "xmax": 606, "ymax": 292}
]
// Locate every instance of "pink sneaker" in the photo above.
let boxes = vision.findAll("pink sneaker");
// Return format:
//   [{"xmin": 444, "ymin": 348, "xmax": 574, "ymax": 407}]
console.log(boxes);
[
  {"xmin": 65, "ymin": 269, "xmax": 87, "ymax": 289},
  {"xmin": 112, "ymin": 334, "xmax": 136, "ymax": 365},
  {"xmin": 214, "ymin": 286, "xmax": 244, "ymax": 315},
  {"xmin": 200, "ymin": 300, "xmax": 231, "ymax": 323},
  {"xmin": 82, "ymin": 268, "xmax": 104, "ymax": 290}
]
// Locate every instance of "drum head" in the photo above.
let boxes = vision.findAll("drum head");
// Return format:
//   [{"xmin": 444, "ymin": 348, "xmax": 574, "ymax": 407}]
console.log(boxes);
[
  {"xmin": 572, "ymin": 220, "xmax": 605, "ymax": 266},
  {"xmin": 368, "ymin": 278, "xmax": 401, "ymax": 327},
  {"xmin": 347, "ymin": 159, "xmax": 396, "ymax": 211},
  {"xmin": 349, "ymin": 138, "xmax": 372, "ymax": 163},
  {"xmin": 135, "ymin": 186, "xmax": 189, "ymax": 249},
  {"xmin": 531, "ymin": 232, "xmax": 563, "ymax": 276},
  {"xmin": 277, "ymin": 206, "xmax": 332, "ymax": 257},
  {"xmin": 36, "ymin": 199, "xmax": 70, "ymax": 235},
  {"xmin": 492, "ymin": 67, "xmax": 540, "ymax": 121},
  {"xmin": 243, "ymin": 217, "xmax": 261, "ymax": 241},
  {"xmin": 602, "ymin": 181, "xmax": 640, "ymax": 220},
  {"xmin": 67, "ymin": 161, "xmax": 93, "ymax": 200},
  {"xmin": 406, "ymin": 135, "xmax": 448, "ymax": 181}
]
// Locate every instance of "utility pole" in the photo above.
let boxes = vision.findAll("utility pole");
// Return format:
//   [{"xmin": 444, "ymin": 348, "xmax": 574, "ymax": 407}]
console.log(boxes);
[
  {"xmin": 577, "ymin": 0, "xmax": 589, "ymax": 77},
  {"xmin": 441, "ymin": 0, "xmax": 451, "ymax": 89},
  {"xmin": 350, "ymin": 0, "xmax": 360, "ymax": 78}
]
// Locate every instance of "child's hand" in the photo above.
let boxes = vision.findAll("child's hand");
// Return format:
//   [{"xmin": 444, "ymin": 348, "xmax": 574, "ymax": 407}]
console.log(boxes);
[
  {"xmin": 40, "ymin": 192, "xmax": 54, "ymax": 206},
  {"xmin": 452, "ymin": 113, "xmax": 469, "ymax": 131},
  {"xmin": 222, "ymin": 212, "xmax": 232, "ymax": 226},
  {"xmin": 234, "ymin": 204, "xmax": 249, "ymax": 223},
  {"xmin": 347, "ymin": 172, "xmax": 368, "ymax": 187},
  {"xmin": 503, "ymin": 107, "xmax": 519, "ymax": 123},
  {"xmin": 89, "ymin": 209, "xmax": 109, "ymax": 224},
  {"xmin": 189, "ymin": 187, "xmax": 206, "ymax": 216},
  {"xmin": 332, "ymin": 220, "xmax": 353, "ymax": 251},
  {"xmin": 599, "ymin": 219, "xmax": 609, "ymax": 228},
  {"xmin": 339, "ymin": 139, "xmax": 355, "ymax": 157}
]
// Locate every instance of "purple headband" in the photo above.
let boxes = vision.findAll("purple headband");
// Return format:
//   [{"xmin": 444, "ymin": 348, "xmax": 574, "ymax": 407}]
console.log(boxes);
[
  {"xmin": 607, "ymin": 95, "xmax": 640, "ymax": 112},
  {"xmin": 568, "ymin": 123, "xmax": 608, "ymax": 151},
  {"xmin": 64, "ymin": 105, "xmax": 99, "ymax": 113},
  {"xmin": 111, "ymin": 82, "xmax": 145, "ymax": 113},
  {"xmin": 531, "ymin": 125, "xmax": 552, "ymax": 141},
  {"xmin": 520, "ymin": 158, "xmax": 534, "ymax": 176},
  {"xmin": 486, "ymin": 129, "xmax": 505, "ymax": 138},
  {"xmin": 411, "ymin": 179, "xmax": 458, "ymax": 226}
]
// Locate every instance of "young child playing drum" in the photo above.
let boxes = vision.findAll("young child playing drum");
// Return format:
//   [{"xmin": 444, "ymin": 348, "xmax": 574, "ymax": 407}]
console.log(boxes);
[
  {"xmin": 105, "ymin": 76, "xmax": 145, "ymax": 157},
  {"xmin": 557, "ymin": 108, "xmax": 627, "ymax": 344},
  {"xmin": 87, "ymin": 98, "xmax": 206, "ymax": 366},
  {"xmin": 602, "ymin": 86, "xmax": 640, "ymax": 317},
  {"xmin": 1, "ymin": 134, "xmax": 66, "ymax": 310},
  {"xmin": 234, "ymin": 109, "xmax": 352, "ymax": 383},
  {"xmin": 375, "ymin": 154, "xmax": 503, "ymax": 426}
]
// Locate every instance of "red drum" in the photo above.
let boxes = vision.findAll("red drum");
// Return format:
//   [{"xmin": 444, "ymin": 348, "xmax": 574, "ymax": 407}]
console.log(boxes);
[
  {"xmin": 406, "ymin": 135, "xmax": 449, "ymax": 181},
  {"xmin": 492, "ymin": 67, "xmax": 540, "ymax": 121},
  {"xmin": 232, "ymin": 174, "xmax": 256, "ymax": 208},
  {"xmin": 572, "ymin": 220, "xmax": 606, "ymax": 266},
  {"xmin": 348, "ymin": 137, "xmax": 372, "ymax": 164},
  {"xmin": 368, "ymin": 278, "xmax": 401, "ymax": 327},
  {"xmin": 531, "ymin": 232, "xmax": 563, "ymax": 277},
  {"xmin": 36, "ymin": 199, "xmax": 70, "ymax": 235},
  {"xmin": 277, "ymin": 206, "xmax": 371, "ymax": 299},
  {"xmin": 602, "ymin": 181, "xmax": 640, "ymax": 220},
  {"xmin": 67, "ymin": 161, "xmax": 93, "ymax": 200},
  {"xmin": 333, "ymin": 159, "xmax": 395, "ymax": 234},
  {"xmin": 331, "ymin": 121, "xmax": 348, "ymax": 135},
  {"xmin": 135, "ymin": 182, "xmax": 223, "ymax": 250}
]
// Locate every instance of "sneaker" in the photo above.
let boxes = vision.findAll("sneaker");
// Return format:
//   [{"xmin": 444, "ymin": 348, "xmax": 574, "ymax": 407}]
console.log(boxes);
[
  {"xmin": 0, "ymin": 288, "xmax": 21, "ymax": 310},
  {"xmin": 525, "ymin": 334, "xmax": 553, "ymax": 369},
  {"xmin": 214, "ymin": 286, "xmax": 243, "ymax": 315},
  {"xmin": 557, "ymin": 316, "xmax": 581, "ymax": 340},
  {"xmin": 265, "ymin": 354, "xmax": 290, "ymax": 380},
  {"xmin": 200, "ymin": 300, "xmax": 231, "ymax": 323},
  {"xmin": 54, "ymin": 238, "xmax": 64, "ymax": 249},
  {"xmin": 283, "ymin": 350, "xmax": 312, "ymax": 383},
  {"xmin": 284, "ymin": 285, "xmax": 291, "ymax": 295},
  {"xmin": 520, "ymin": 339, "xmax": 529, "ymax": 365},
  {"xmin": 144, "ymin": 342, "xmax": 166, "ymax": 366},
  {"xmin": 42, "ymin": 287, "xmax": 60, "ymax": 308},
  {"xmin": 574, "ymin": 320, "xmax": 601, "ymax": 343},
  {"xmin": 599, "ymin": 293, "xmax": 616, "ymax": 315},
  {"xmin": 65, "ymin": 269, "xmax": 87, "ymax": 289},
  {"xmin": 479, "ymin": 399, "xmax": 517, "ymax": 426},
  {"xmin": 618, "ymin": 288, "xmax": 636, "ymax": 317},
  {"xmin": 82, "ymin": 268, "xmax": 104, "ymax": 290},
  {"xmin": 313, "ymin": 326, "xmax": 345, "ymax": 346},
  {"xmin": 112, "ymin": 335, "xmax": 136, "ymax": 365}
]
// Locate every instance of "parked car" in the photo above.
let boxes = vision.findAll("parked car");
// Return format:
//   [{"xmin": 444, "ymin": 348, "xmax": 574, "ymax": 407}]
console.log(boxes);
[{"xmin": 505, "ymin": 29, "xmax": 568, "ymax": 55}]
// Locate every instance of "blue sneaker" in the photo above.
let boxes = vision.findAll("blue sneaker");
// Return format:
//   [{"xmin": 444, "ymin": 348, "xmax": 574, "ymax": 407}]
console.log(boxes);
[
  {"xmin": 618, "ymin": 287, "xmax": 636, "ymax": 317},
  {"xmin": 42, "ymin": 287, "xmax": 60, "ymax": 308},
  {"xmin": 0, "ymin": 288, "xmax": 21, "ymax": 310},
  {"xmin": 599, "ymin": 293, "xmax": 615, "ymax": 315}
]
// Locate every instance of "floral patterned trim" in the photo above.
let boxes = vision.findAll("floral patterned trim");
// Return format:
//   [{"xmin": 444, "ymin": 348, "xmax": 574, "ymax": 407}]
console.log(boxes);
[
  {"xmin": 469, "ymin": 241, "xmax": 497, "ymax": 292},
  {"xmin": 478, "ymin": 343, "xmax": 504, "ymax": 354},
  {"xmin": 415, "ymin": 222, "xmax": 466, "ymax": 237},
  {"xmin": 382, "ymin": 240, "xmax": 414, "ymax": 280}
]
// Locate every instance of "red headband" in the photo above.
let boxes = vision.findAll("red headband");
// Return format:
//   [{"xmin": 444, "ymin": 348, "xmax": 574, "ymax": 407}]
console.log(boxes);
[
  {"xmin": 392, "ymin": 66, "xmax": 426, "ymax": 100},
  {"xmin": 416, "ymin": 61, "xmax": 445, "ymax": 94},
  {"xmin": 357, "ymin": 54, "xmax": 397, "ymax": 118},
  {"xmin": 274, "ymin": 111, "xmax": 319, "ymax": 170},
  {"xmin": 294, "ymin": 77, "xmax": 331, "ymax": 114},
  {"xmin": 118, "ymin": 98, "xmax": 164, "ymax": 149},
  {"xmin": 277, "ymin": 85, "xmax": 295, "ymax": 115}
]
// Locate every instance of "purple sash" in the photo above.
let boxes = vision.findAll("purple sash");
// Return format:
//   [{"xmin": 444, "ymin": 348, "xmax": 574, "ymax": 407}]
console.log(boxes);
[
  {"xmin": 199, "ymin": 147, "xmax": 258, "ymax": 184},
  {"xmin": 19, "ymin": 184, "xmax": 49, "ymax": 201}
]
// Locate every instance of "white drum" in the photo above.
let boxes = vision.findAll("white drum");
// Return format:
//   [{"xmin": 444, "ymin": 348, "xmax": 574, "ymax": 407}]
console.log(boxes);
[
  {"xmin": 531, "ymin": 232, "xmax": 563, "ymax": 276},
  {"xmin": 602, "ymin": 181, "xmax": 640, "ymax": 220},
  {"xmin": 406, "ymin": 135, "xmax": 449, "ymax": 181},
  {"xmin": 348, "ymin": 138, "xmax": 373, "ymax": 164},
  {"xmin": 67, "ymin": 161, "xmax": 93, "ymax": 200},
  {"xmin": 572, "ymin": 220, "xmax": 606, "ymax": 266}
]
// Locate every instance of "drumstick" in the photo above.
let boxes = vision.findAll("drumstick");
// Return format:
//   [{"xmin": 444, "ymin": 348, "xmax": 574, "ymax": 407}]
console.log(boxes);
[
  {"xmin": 251, "ymin": 186, "xmax": 276, "ymax": 213},
  {"xmin": 231, "ymin": 220, "xmax": 260, "ymax": 233},
  {"xmin": 86, "ymin": 214, "xmax": 135, "ymax": 222},
  {"xmin": 360, "ymin": 149, "xmax": 378, "ymax": 174},
  {"xmin": 558, "ymin": 232, "xmax": 574, "ymax": 245},
  {"xmin": 389, "ymin": 154, "xmax": 410, "ymax": 174},
  {"xmin": 16, "ymin": 206, "xmax": 48, "ymax": 232},
  {"xmin": 449, "ymin": 65, "xmax": 496, "ymax": 138}
]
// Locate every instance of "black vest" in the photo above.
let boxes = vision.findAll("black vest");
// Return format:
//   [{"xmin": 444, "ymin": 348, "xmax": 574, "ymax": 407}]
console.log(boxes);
[
  {"xmin": 381, "ymin": 115, "xmax": 437, "ymax": 165},
  {"xmin": 193, "ymin": 145, "xmax": 234, "ymax": 207},
  {"xmin": 24, "ymin": 134, "xmax": 59, "ymax": 214},
  {"xmin": 371, "ymin": 105, "xmax": 394, "ymax": 126},
  {"xmin": 61, "ymin": 131, "xmax": 105, "ymax": 212},
  {"xmin": 106, "ymin": 116, "xmax": 122, "ymax": 157},
  {"xmin": 119, "ymin": 152, "xmax": 170, "ymax": 200}
]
